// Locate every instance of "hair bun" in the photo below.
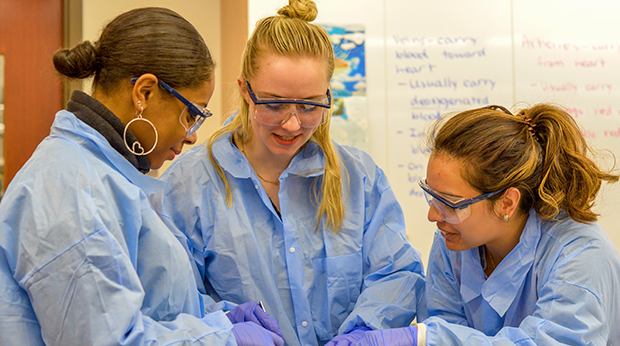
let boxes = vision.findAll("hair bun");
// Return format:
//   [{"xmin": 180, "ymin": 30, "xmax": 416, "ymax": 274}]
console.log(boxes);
[
  {"xmin": 277, "ymin": 0, "xmax": 318, "ymax": 22},
  {"xmin": 52, "ymin": 40, "xmax": 99, "ymax": 79}
]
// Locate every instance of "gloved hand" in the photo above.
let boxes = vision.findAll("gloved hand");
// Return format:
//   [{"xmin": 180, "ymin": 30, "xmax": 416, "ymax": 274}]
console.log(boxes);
[
  {"xmin": 353, "ymin": 326, "xmax": 418, "ymax": 346},
  {"xmin": 325, "ymin": 326, "xmax": 372, "ymax": 346},
  {"xmin": 231, "ymin": 322, "xmax": 285, "ymax": 346},
  {"xmin": 227, "ymin": 302, "xmax": 283, "ymax": 337}
]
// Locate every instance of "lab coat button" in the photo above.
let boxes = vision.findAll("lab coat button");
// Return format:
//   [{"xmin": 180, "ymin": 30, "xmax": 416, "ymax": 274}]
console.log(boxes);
[
  {"xmin": 301, "ymin": 321, "xmax": 308, "ymax": 327},
  {"xmin": 289, "ymin": 247, "xmax": 296, "ymax": 253}
]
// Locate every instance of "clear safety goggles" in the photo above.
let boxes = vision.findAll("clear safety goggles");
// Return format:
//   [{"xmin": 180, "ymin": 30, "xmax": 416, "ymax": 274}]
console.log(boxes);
[
  {"xmin": 418, "ymin": 179, "xmax": 505, "ymax": 224},
  {"xmin": 245, "ymin": 81, "xmax": 331, "ymax": 129},
  {"xmin": 158, "ymin": 79, "xmax": 212, "ymax": 137},
  {"xmin": 131, "ymin": 77, "xmax": 213, "ymax": 138}
]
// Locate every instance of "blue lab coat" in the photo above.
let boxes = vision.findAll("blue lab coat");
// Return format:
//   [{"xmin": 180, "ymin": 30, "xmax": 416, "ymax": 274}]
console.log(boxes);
[
  {"xmin": 0, "ymin": 109, "xmax": 235, "ymax": 346},
  {"xmin": 155, "ymin": 129, "xmax": 427, "ymax": 346},
  {"xmin": 424, "ymin": 209, "xmax": 620, "ymax": 345}
]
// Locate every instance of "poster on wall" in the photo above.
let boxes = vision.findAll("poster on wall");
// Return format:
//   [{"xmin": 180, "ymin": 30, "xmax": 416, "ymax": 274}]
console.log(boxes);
[{"xmin": 321, "ymin": 24, "xmax": 368, "ymax": 151}]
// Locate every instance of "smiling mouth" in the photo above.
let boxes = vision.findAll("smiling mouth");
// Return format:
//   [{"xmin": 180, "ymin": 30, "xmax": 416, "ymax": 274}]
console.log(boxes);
[
  {"xmin": 438, "ymin": 226, "xmax": 455, "ymax": 237},
  {"xmin": 275, "ymin": 134, "xmax": 297, "ymax": 141}
]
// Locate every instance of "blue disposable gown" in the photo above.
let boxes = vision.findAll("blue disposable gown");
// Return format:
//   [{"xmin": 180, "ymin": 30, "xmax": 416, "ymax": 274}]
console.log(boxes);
[
  {"xmin": 424, "ymin": 209, "xmax": 620, "ymax": 345},
  {"xmin": 0, "ymin": 111, "xmax": 236, "ymax": 346},
  {"xmin": 155, "ymin": 130, "xmax": 427, "ymax": 346}
]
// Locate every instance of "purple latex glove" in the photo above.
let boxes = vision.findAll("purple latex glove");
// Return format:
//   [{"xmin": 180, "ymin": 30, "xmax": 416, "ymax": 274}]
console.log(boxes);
[
  {"xmin": 227, "ymin": 302, "xmax": 283, "ymax": 337},
  {"xmin": 325, "ymin": 326, "xmax": 373, "ymax": 346},
  {"xmin": 232, "ymin": 322, "xmax": 284, "ymax": 346},
  {"xmin": 353, "ymin": 326, "xmax": 418, "ymax": 346}
]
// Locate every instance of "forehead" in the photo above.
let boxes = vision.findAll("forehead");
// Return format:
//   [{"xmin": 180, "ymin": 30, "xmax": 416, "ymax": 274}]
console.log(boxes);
[
  {"xmin": 426, "ymin": 154, "xmax": 477, "ymax": 197},
  {"xmin": 251, "ymin": 52, "xmax": 329, "ymax": 97},
  {"xmin": 176, "ymin": 80, "xmax": 215, "ymax": 105}
]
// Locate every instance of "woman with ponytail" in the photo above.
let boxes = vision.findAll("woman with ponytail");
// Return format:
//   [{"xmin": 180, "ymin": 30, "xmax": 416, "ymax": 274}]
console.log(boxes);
[
  {"xmin": 0, "ymin": 7, "xmax": 283, "ymax": 346},
  {"xmin": 156, "ymin": 1, "xmax": 426, "ymax": 346},
  {"xmin": 352, "ymin": 103, "xmax": 620, "ymax": 346}
]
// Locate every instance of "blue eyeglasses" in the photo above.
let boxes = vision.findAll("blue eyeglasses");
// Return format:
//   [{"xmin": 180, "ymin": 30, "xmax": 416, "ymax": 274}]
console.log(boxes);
[
  {"xmin": 418, "ymin": 179, "xmax": 505, "ymax": 224},
  {"xmin": 130, "ymin": 77, "xmax": 212, "ymax": 137},
  {"xmin": 245, "ymin": 81, "xmax": 331, "ymax": 128}
]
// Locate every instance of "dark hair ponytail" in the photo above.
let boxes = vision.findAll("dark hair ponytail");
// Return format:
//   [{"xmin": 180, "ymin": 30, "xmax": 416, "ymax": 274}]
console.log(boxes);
[
  {"xmin": 523, "ymin": 104, "xmax": 618, "ymax": 222},
  {"xmin": 53, "ymin": 41, "xmax": 99, "ymax": 79},
  {"xmin": 53, "ymin": 7, "xmax": 215, "ymax": 93}
]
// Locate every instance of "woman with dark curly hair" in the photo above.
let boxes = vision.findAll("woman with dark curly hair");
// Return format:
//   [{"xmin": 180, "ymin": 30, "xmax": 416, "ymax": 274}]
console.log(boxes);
[{"xmin": 352, "ymin": 104, "xmax": 620, "ymax": 346}]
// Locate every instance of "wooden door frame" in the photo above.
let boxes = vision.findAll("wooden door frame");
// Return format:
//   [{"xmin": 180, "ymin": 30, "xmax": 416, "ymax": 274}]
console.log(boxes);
[{"xmin": 0, "ymin": 0, "xmax": 64, "ymax": 193}]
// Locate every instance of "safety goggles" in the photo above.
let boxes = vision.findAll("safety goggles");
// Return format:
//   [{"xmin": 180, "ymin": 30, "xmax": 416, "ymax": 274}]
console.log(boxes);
[
  {"xmin": 131, "ymin": 77, "xmax": 212, "ymax": 138},
  {"xmin": 418, "ymin": 179, "xmax": 505, "ymax": 224},
  {"xmin": 245, "ymin": 81, "xmax": 331, "ymax": 128}
]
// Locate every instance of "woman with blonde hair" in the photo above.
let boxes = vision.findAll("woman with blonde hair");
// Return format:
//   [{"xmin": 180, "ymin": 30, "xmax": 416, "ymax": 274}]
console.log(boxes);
[
  {"xmin": 350, "ymin": 104, "xmax": 620, "ymax": 346},
  {"xmin": 156, "ymin": 1, "xmax": 426, "ymax": 346}
]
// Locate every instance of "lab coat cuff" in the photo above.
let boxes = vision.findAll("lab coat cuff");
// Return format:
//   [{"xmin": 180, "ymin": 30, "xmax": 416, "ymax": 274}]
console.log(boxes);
[{"xmin": 411, "ymin": 322, "xmax": 426, "ymax": 346}]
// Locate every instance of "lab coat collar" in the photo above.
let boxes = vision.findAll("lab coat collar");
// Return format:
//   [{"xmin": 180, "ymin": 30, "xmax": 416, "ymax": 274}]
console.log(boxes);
[
  {"xmin": 52, "ymin": 110, "xmax": 165, "ymax": 195},
  {"xmin": 460, "ymin": 209, "xmax": 541, "ymax": 317},
  {"xmin": 67, "ymin": 90, "xmax": 151, "ymax": 173},
  {"xmin": 460, "ymin": 249, "xmax": 487, "ymax": 304}
]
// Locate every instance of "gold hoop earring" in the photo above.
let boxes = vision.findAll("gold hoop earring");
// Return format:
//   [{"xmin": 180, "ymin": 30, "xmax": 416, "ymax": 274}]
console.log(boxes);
[
  {"xmin": 124, "ymin": 102, "xmax": 158, "ymax": 156},
  {"xmin": 503, "ymin": 215, "xmax": 509, "ymax": 223}
]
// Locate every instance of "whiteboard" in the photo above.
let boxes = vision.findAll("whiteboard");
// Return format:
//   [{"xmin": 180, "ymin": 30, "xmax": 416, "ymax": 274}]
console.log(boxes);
[{"xmin": 248, "ymin": 0, "xmax": 620, "ymax": 267}]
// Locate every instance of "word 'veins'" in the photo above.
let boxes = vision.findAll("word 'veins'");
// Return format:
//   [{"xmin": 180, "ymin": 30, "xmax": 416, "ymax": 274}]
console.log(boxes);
[{"xmin": 393, "ymin": 35, "xmax": 427, "ymax": 46}]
